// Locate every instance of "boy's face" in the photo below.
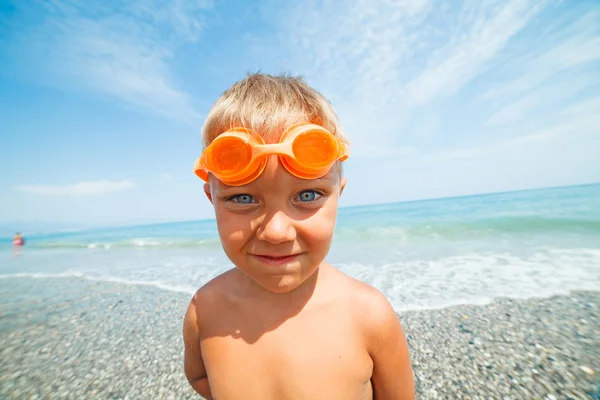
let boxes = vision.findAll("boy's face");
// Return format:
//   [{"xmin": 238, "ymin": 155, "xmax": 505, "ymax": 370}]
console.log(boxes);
[{"xmin": 205, "ymin": 155, "xmax": 346, "ymax": 294}]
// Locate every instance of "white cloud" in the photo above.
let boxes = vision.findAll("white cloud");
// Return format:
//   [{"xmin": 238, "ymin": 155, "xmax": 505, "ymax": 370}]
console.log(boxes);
[
  {"xmin": 405, "ymin": 0, "xmax": 548, "ymax": 105},
  {"xmin": 274, "ymin": 0, "xmax": 430, "ymax": 102},
  {"xmin": 272, "ymin": 0, "xmax": 545, "ymax": 108},
  {"xmin": 486, "ymin": 70, "xmax": 595, "ymax": 125},
  {"xmin": 426, "ymin": 97, "xmax": 600, "ymax": 163},
  {"xmin": 17, "ymin": 180, "xmax": 135, "ymax": 196},
  {"xmin": 559, "ymin": 96, "xmax": 600, "ymax": 119},
  {"xmin": 486, "ymin": 96, "xmax": 539, "ymax": 125},
  {"xmin": 4, "ymin": 0, "xmax": 211, "ymax": 120},
  {"xmin": 483, "ymin": 10, "xmax": 600, "ymax": 103},
  {"xmin": 480, "ymin": 8, "xmax": 600, "ymax": 130}
]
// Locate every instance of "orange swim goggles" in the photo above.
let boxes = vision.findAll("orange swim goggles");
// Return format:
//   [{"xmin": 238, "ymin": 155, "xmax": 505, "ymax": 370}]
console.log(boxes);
[{"xmin": 194, "ymin": 123, "xmax": 350, "ymax": 186}]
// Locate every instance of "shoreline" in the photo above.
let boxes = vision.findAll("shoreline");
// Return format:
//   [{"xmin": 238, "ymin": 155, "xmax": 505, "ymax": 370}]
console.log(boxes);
[
  {"xmin": 1, "ymin": 277, "xmax": 599, "ymax": 399},
  {"xmin": 2, "ymin": 270, "xmax": 597, "ymax": 314}
]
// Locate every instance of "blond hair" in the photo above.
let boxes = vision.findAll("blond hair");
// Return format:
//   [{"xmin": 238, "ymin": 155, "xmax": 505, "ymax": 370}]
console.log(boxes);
[{"xmin": 202, "ymin": 73, "xmax": 348, "ymax": 149}]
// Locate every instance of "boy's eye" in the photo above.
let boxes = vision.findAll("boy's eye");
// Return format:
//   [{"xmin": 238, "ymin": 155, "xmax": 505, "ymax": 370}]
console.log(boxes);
[
  {"xmin": 296, "ymin": 190, "xmax": 322, "ymax": 202},
  {"xmin": 229, "ymin": 194, "xmax": 256, "ymax": 204}
]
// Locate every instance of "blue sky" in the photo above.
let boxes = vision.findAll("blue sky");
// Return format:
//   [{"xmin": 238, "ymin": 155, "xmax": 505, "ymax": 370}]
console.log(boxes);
[{"xmin": 1, "ymin": 0, "xmax": 599, "ymax": 229}]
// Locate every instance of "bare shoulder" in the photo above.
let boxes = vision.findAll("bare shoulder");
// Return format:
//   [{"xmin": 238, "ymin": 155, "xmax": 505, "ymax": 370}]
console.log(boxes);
[
  {"xmin": 330, "ymin": 267, "xmax": 397, "ymax": 326},
  {"xmin": 187, "ymin": 269, "xmax": 238, "ymax": 323},
  {"xmin": 354, "ymin": 281, "xmax": 397, "ymax": 326},
  {"xmin": 330, "ymin": 267, "xmax": 408, "ymax": 347}
]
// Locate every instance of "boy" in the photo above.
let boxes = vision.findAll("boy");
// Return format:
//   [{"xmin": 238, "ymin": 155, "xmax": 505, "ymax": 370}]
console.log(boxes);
[{"xmin": 183, "ymin": 73, "xmax": 415, "ymax": 400}]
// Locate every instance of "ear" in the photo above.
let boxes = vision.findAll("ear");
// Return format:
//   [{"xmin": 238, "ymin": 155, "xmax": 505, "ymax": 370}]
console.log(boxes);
[
  {"xmin": 339, "ymin": 177, "xmax": 347, "ymax": 196},
  {"xmin": 204, "ymin": 183, "xmax": 213, "ymax": 204}
]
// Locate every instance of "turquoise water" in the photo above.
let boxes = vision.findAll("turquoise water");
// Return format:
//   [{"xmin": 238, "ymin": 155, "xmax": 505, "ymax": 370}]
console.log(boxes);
[{"xmin": 1, "ymin": 184, "xmax": 599, "ymax": 311}]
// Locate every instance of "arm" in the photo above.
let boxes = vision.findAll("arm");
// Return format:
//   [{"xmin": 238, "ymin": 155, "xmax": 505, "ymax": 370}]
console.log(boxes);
[
  {"xmin": 183, "ymin": 298, "xmax": 213, "ymax": 400},
  {"xmin": 365, "ymin": 290, "xmax": 415, "ymax": 400}
]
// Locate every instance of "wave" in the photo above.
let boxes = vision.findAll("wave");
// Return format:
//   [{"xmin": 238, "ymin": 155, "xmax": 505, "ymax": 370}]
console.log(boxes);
[
  {"xmin": 462, "ymin": 215, "xmax": 600, "ymax": 232},
  {"xmin": 336, "ymin": 215, "xmax": 600, "ymax": 241},
  {"xmin": 1, "ymin": 247, "xmax": 599, "ymax": 312},
  {"xmin": 0, "ymin": 272, "xmax": 196, "ymax": 295},
  {"xmin": 1, "ymin": 215, "xmax": 598, "ymax": 250},
  {"xmin": 334, "ymin": 247, "xmax": 600, "ymax": 311},
  {"xmin": 12, "ymin": 238, "xmax": 222, "ymax": 250}
]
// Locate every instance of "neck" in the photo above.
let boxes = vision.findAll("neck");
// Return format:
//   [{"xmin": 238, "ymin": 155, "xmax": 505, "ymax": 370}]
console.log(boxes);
[{"xmin": 236, "ymin": 263, "xmax": 329, "ymax": 313}]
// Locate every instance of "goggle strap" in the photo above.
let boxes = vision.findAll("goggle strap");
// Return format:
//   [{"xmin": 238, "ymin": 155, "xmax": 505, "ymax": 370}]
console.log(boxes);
[{"xmin": 337, "ymin": 141, "xmax": 350, "ymax": 161}]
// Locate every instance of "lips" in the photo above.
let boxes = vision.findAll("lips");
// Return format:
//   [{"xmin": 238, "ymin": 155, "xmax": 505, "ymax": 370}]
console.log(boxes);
[{"xmin": 252, "ymin": 253, "xmax": 301, "ymax": 265}]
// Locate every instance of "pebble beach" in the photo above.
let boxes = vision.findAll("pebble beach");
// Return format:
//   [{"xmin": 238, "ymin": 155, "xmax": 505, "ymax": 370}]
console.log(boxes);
[{"xmin": 1, "ymin": 277, "xmax": 598, "ymax": 400}]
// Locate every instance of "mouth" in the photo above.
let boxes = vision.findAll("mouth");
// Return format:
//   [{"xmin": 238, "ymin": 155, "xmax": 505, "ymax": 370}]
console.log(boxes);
[{"xmin": 252, "ymin": 253, "xmax": 302, "ymax": 265}]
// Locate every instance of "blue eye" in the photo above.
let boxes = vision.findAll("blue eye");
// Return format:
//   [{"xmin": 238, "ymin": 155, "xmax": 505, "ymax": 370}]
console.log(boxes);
[
  {"xmin": 297, "ymin": 191, "xmax": 321, "ymax": 202},
  {"xmin": 231, "ymin": 194, "xmax": 255, "ymax": 204}
]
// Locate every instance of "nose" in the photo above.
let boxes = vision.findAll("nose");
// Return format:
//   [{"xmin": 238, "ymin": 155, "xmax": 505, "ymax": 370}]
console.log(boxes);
[{"xmin": 256, "ymin": 211, "xmax": 296, "ymax": 244}]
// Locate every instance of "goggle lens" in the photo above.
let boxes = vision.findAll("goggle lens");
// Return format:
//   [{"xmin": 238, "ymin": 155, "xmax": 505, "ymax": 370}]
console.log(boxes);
[
  {"xmin": 292, "ymin": 131, "xmax": 336, "ymax": 167},
  {"xmin": 209, "ymin": 138, "xmax": 252, "ymax": 176}
]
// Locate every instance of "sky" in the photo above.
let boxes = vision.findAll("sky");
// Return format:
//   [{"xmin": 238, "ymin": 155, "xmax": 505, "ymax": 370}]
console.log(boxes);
[{"xmin": 0, "ymin": 0, "xmax": 599, "ymax": 230}]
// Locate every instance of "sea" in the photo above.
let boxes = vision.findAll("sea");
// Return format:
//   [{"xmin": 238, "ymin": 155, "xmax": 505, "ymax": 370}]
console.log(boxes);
[{"xmin": 1, "ymin": 184, "xmax": 599, "ymax": 312}]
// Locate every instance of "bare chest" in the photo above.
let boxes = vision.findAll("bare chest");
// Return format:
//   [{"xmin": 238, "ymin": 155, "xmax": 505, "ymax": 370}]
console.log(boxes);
[{"xmin": 200, "ymin": 315, "xmax": 373, "ymax": 400}]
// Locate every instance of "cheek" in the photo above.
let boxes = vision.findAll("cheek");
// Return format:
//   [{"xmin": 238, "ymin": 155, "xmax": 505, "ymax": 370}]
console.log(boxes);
[
  {"xmin": 215, "ymin": 210, "xmax": 251, "ymax": 251},
  {"xmin": 301, "ymin": 203, "xmax": 339, "ymax": 246},
  {"xmin": 218, "ymin": 227, "xmax": 245, "ymax": 250}
]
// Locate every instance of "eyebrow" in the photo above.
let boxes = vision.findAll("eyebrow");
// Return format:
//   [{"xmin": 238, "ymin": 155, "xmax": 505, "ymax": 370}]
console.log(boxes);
[
  {"xmin": 313, "ymin": 173, "xmax": 337, "ymax": 183},
  {"xmin": 215, "ymin": 173, "xmax": 336, "ymax": 191},
  {"xmin": 313, "ymin": 176, "xmax": 333, "ymax": 183},
  {"xmin": 217, "ymin": 182, "xmax": 246, "ymax": 191}
]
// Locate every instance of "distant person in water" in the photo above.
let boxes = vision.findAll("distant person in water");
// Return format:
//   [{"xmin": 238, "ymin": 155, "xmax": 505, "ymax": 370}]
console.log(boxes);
[
  {"xmin": 13, "ymin": 232, "xmax": 24, "ymax": 255},
  {"xmin": 13, "ymin": 232, "xmax": 24, "ymax": 247}
]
